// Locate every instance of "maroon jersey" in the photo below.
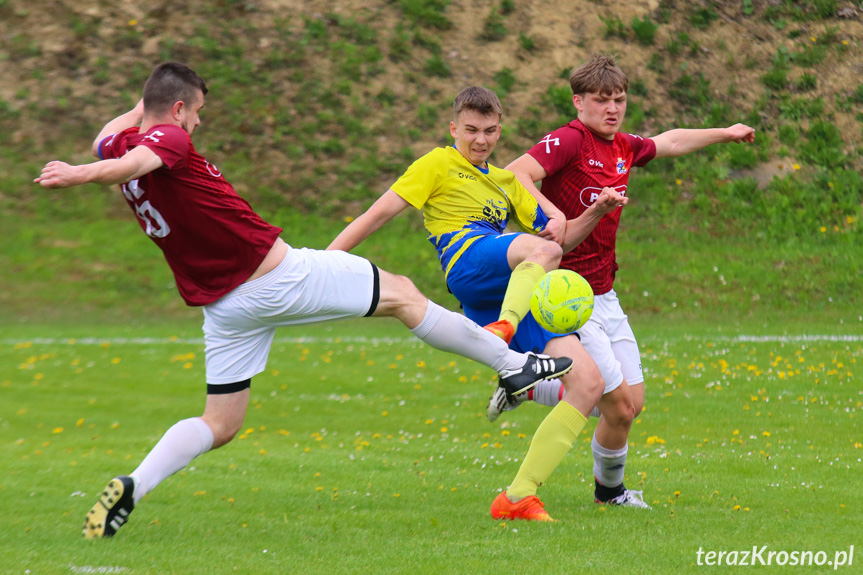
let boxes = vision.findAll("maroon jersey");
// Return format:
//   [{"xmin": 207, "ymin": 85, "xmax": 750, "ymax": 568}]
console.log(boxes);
[
  {"xmin": 99, "ymin": 124, "xmax": 282, "ymax": 306},
  {"xmin": 527, "ymin": 119, "xmax": 656, "ymax": 295}
]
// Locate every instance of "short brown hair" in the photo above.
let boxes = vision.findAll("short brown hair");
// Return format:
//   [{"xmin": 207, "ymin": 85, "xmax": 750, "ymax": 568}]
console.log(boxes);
[
  {"xmin": 452, "ymin": 87, "xmax": 502, "ymax": 121},
  {"xmin": 143, "ymin": 62, "xmax": 208, "ymax": 115},
  {"xmin": 569, "ymin": 53, "xmax": 628, "ymax": 96}
]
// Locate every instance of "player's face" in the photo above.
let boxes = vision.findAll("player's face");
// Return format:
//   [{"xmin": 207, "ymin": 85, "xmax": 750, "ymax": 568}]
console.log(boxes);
[
  {"xmin": 573, "ymin": 90, "xmax": 627, "ymax": 140},
  {"xmin": 179, "ymin": 90, "xmax": 205, "ymax": 136},
  {"xmin": 450, "ymin": 110, "xmax": 501, "ymax": 167}
]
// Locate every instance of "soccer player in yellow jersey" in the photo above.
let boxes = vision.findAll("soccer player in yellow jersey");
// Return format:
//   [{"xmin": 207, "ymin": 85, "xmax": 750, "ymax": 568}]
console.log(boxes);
[{"xmin": 329, "ymin": 87, "xmax": 605, "ymax": 521}]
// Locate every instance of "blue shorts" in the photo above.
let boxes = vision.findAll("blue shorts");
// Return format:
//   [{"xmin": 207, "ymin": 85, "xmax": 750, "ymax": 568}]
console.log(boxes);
[{"xmin": 446, "ymin": 233, "xmax": 568, "ymax": 354}]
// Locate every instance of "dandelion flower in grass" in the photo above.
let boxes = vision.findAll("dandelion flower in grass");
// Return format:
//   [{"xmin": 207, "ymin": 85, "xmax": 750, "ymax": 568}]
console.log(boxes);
[
  {"xmin": 793, "ymin": 163, "xmax": 800, "ymax": 170},
  {"xmin": 733, "ymin": 505, "xmax": 741, "ymax": 511},
  {"xmin": 763, "ymin": 431, "xmax": 771, "ymax": 437}
]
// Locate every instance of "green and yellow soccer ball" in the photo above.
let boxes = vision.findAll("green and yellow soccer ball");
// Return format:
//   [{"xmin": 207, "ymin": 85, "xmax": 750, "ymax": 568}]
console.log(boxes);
[{"xmin": 529, "ymin": 270, "xmax": 594, "ymax": 334}]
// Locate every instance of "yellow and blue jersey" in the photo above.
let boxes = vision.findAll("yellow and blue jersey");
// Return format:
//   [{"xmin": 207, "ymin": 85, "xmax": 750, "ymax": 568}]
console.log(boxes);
[{"xmin": 390, "ymin": 146, "xmax": 549, "ymax": 276}]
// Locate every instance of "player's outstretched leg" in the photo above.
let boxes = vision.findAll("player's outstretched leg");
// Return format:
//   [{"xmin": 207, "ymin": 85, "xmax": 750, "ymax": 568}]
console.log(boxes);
[
  {"xmin": 83, "ymin": 476, "xmax": 135, "ymax": 539},
  {"xmin": 372, "ymin": 270, "xmax": 573, "ymax": 391}
]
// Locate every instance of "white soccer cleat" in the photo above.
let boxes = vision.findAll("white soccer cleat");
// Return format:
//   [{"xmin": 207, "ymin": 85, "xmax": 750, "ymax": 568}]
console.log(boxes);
[
  {"xmin": 599, "ymin": 489, "xmax": 652, "ymax": 509},
  {"xmin": 486, "ymin": 385, "xmax": 527, "ymax": 422}
]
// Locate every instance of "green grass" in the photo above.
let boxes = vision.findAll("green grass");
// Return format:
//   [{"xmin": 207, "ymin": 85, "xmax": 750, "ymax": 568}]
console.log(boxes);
[{"xmin": 2, "ymin": 319, "xmax": 861, "ymax": 573}]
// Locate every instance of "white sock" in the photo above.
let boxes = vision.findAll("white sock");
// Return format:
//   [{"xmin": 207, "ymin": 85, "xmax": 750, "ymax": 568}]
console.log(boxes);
[
  {"xmin": 410, "ymin": 301, "xmax": 523, "ymax": 373},
  {"xmin": 130, "ymin": 417, "xmax": 214, "ymax": 504},
  {"xmin": 591, "ymin": 435, "xmax": 628, "ymax": 488},
  {"xmin": 531, "ymin": 378, "xmax": 564, "ymax": 406},
  {"xmin": 532, "ymin": 381, "xmax": 600, "ymax": 416}
]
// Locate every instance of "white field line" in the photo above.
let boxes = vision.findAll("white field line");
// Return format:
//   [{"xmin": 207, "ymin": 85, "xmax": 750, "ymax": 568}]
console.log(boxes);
[{"xmin": 3, "ymin": 334, "xmax": 862, "ymax": 346}]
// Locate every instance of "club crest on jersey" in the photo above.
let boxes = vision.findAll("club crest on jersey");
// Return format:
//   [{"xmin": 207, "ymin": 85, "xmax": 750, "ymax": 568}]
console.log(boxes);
[
  {"xmin": 205, "ymin": 162, "xmax": 222, "ymax": 178},
  {"xmin": 615, "ymin": 157, "xmax": 628, "ymax": 175}
]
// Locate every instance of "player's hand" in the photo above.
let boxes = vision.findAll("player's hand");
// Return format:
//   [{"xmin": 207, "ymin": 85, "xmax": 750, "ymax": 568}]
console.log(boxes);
[
  {"xmin": 538, "ymin": 212, "xmax": 566, "ymax": 244},
  {"xmin": 592, "ymin": 187, "xmax": 628, "ymax": 215},
  {"xmin": 725, "ymin": 124, "xmax": 755, "ymax": 144},
  {"xmin": 34, "ymin": 161, "xmax": 80, "ymax": 189}
]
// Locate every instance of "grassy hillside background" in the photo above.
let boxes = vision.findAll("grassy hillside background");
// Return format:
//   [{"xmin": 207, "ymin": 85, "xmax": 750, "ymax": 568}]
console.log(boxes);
[{"xmin": 1, "ymin": 0, "xmax": 861, "ymax": 330}]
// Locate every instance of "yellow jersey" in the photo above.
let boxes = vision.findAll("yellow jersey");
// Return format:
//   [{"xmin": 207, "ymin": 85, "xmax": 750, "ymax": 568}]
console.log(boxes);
[{"xmin": 391, "ymin": 146, "xmax": 548, "ymax": 276}]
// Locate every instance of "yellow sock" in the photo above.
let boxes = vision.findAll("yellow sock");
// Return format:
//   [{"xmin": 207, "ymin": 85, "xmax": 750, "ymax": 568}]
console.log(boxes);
[
  {"xmin": 499, "ymin": 262, "xmax": 546, "ymax": 328},
  {"xmin": 506, "ymin": 401, "xmax": 587, "ymax": 501}
]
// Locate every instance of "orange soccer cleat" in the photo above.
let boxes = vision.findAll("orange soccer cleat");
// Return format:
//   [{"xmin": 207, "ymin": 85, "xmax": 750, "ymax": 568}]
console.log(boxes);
[
  {"xmin": 484, "ymin": 319, "xmax": 515, "ymax": 345},
  {"xmin": 490, "ymin": 491, "xmax": 555, "ymax": 522}
]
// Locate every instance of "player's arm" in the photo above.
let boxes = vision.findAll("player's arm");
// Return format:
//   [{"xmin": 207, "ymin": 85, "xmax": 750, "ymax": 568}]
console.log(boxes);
[
  {"xmin": 505, "ymin": 154, "xmax": 567, "ymax": 244},
  {"xmin": 651, "ymin": 123, "xmax": 755, "ymax": 158},
  {"xmin": 560, "ymin": 187, "xmax": 628, "ymax": 254},
  {"xmin": 35, "ymin": 146, "xmax": 164, "ymax": 189},
  {"xmin": 327, "ymin": 189, "xmax": 411, "ymax": 252},
  {"xmin": 90, "ymin": 99, "xmax": 145, "ymax": 158}
]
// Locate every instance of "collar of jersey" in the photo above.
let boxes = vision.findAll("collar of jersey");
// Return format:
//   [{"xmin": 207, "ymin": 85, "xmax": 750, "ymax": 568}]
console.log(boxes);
[{"xmin": 451, "ymin": 145, "xmax": 490, "ymax": 174}]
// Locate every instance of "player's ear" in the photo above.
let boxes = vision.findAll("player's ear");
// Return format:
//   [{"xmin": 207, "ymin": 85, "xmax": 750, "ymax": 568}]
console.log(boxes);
[
  {"xmin": 572, "ymin": 94, "xmax": 583, "ymax": 113},
  {"xmin": 449, "ymin": 121, "xmax": 458, "ymax": 139},
  {"xmin": 171, "ymin": 100, "xmax": 184, "ymax": 121}
]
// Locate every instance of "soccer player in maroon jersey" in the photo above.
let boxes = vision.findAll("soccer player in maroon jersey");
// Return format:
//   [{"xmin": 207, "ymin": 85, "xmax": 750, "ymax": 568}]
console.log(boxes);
[
  {"xmin": 35, "ymin": 62, "xmax": 575, "ymax": 538},
  {"xmin": 500, "ymin": 53, "xmax": 755, "ymax": 508}
]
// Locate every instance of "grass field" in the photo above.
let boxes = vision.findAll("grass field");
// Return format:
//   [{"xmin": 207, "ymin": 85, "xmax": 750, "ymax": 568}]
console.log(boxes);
[{"xmin": 2, "ymin": 317, "xmax": 860, "ymax": 574}]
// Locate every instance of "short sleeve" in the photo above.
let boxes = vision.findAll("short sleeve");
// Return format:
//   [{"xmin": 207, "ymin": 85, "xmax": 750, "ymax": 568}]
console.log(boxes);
[
  {"xmin": 137, "ymin": 125, "xmax": 191, "ymax": 170},
  {"xmin": 622, "ymin": 133, "xmax": 656, "ymax": 167},
  {"xmin": 390, "ymin": 149, "xmax": 446, "ymax": 210},
  {"xmin": 526, "ymin": 124, "xmax": 584, "ymax": 178},
  {"xmin": 98, "ymin": 132, "xmax": 126, "ymax": 161}
]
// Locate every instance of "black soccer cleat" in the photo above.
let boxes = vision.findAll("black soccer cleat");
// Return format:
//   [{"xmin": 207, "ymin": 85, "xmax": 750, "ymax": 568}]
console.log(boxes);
[
  {"xmin": 498, "ymin": 352, "xmax": 572, "ymax": 398},
  {"xmin": 83, "ymin": 476, "xmax": 135, "ymax": 539}
]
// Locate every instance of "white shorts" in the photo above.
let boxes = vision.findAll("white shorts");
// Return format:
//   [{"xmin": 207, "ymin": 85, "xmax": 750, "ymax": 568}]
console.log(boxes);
[
  {"xmin": 578, "ymin": 289, "xmax": 644, "ymax": 395},
  {"xmin": 202, "ymin": 246, "xmax": 378, "ymax": 385}
]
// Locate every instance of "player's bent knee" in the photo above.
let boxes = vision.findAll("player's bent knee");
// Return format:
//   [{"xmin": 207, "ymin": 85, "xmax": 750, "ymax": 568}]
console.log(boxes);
[
  {"xmin": 378, "ymin": 271, "xmax": 424, "ymax": 308},
  {"xmin": 539, "ymin": 238, "xmax": 563, "ymax": 261}
]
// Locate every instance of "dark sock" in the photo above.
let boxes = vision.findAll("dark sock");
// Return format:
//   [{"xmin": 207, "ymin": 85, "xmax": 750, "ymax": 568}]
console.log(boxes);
[{"xmin": 594, "ymin": 479, "xmax": 625, "ymax": 502}]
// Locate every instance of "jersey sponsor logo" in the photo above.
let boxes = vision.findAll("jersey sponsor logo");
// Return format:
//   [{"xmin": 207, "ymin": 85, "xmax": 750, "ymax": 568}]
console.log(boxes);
[
  {"xmin": 616, "ymin": 157, "xmax": 628, "ymax": 175},
  {"xmin": 458, "ymin": 172, "xmax": 478, "ymax": 181},
  {"xmin": 205, "ymin": 161, "xmax": 222, "ymax": 178},
  {"xmin": 142, "ymin": 130, "xmax": 166, "ymax": 143},
  {"xmin": 588, "ymin": 159, "xmax": 605, "ymax": 168},
  {"xmin": 481, "ymin": 199, "xmax": 508, "ymax": 226},
  {"xmin": 579, "ymin": 185, "xmax": 627, "ymax": 208},
  {"xmin": 539, "ymin": 134, "xmax": 560, "ymax": 154}
]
